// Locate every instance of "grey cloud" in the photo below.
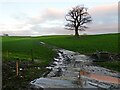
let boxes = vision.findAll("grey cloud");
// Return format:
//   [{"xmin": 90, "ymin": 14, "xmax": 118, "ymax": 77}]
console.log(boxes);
[
  {"xmin": 42, "ymin": 8, "xmax": 65, "ymax": 20},
  {"xmin": 87, "ymin": 23, "xmax": 118, "ymax": 34},
  {"xmin": 12, "ymin": 12, "xmax": 30, "ymax": 21},
  {"xmin": 28, "ymin": 8, "xmax": 65, "ymax": 25},
  {"xmin": 2, "ymin": 30, "xmax": 40, "ymax": 36},
  {"xmin": 29, "ymin": 24, "xmax": 73, "ymax": 35},
  {"xmin": 89, "ymin": 3, "xmax": 118, "ymax": 24}
]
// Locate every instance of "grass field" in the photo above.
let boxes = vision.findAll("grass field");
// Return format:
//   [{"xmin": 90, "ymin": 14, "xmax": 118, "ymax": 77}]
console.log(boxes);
[
  {"xmin": 37, "ymin": 33, "xmax": 119, "ymax": 54},
  {"xmin": 2, "ymin": 36, "xmax": 55, "ymax": 64},
  {"xmin": 2, "ymin": 33, "xmax": 119, "ymax": 61}
]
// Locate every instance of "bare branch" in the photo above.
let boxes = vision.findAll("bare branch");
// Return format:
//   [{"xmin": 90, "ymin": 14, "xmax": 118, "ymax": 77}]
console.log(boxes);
[
  {"xmin": 64, "ymin": 27, "xmax": 74, "ymax": 30},
  {"xmin": 80, "ymin": 16, "xmax": 92, "ymax": 25},
  {"xmin": 65, "ymin": 16, "xmax": 74, "ymax": 23}
]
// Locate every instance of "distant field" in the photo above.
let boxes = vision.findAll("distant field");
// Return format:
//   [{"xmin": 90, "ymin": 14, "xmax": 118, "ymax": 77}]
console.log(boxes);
[
  {"xmin": 37, "ymin": 33, "xmax": 119, "ymax": 54},
  {"xmin": 2, "ymin": 36, "xmax": 55, "ymax": 64}
]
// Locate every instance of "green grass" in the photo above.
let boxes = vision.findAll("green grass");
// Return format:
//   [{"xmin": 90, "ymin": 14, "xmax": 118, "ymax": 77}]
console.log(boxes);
[
  {"xmin": 96, "ymin": 61, "xmax": 120, "ymax": 72},
  {"xmin": 37, "ymin": 33, "xmax": 119, "ymax": 54},
  {"xmin": 2, "ymin": 36, "xmax": 55, "ymax": 65},
  {"xmin": 2, "ymin": 36, "xmax": 56, "ymax": 89},
  {"xmin": 2, "ymin": 33, "xmax": 119, "ymax": 64},
  {"xmin": 2, "ymin": 33, "xmax": 119, "ymax": 61}
]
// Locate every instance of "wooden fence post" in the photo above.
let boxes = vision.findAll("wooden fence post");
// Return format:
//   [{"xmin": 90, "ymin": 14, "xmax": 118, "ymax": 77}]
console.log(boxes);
[
  {"xmin": 6, "ymin": 50, "xmax": 8, "ymax": 60},
  {"xmin": 31, "ymin": 49, "xmax": 34, "ymax": 62},
  {"xmin": 16, "ymin": 58, "xmax": 19, "ymax": 76}
]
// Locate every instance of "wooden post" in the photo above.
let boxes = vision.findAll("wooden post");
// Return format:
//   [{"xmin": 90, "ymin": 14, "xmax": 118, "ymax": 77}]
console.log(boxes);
[
  {"xmin": 6, "ymin": 50, "xmax": 8, "ymax": 60},
  {"xmin": 31, "ymin": 49, "xmax": 34, "ymax": 62},
  {"xmin": 16, "ymin": 59, "xmax": 19, "ymax": 76},
  {"xmin": 79, "ymin": 70, "xmax": 81, "ymax": 79},
  {"xmin": 78, "ymin": 70, "xmax": 83, "ymax": 87}
]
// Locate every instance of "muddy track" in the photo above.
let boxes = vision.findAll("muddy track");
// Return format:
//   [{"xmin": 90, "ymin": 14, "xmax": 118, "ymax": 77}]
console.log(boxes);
[{"xmin": 30, "ymin": 49, "xmax": 120, "ymax": 90}]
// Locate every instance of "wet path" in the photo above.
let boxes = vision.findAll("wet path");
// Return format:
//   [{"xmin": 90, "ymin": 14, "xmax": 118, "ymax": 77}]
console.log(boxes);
[{"xmin": 30, "ymin": 49, "xmax": 120, "ymax": 89}]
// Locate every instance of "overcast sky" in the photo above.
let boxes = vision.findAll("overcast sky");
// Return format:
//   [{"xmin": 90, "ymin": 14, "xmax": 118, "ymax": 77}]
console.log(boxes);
[{"xmin": 0, "ymin": 0, "xmax": 119, "ymax": 36}]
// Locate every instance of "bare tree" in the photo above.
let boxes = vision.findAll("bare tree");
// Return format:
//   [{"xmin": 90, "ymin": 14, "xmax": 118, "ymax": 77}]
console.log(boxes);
[{"xmin": 65, "ymin": 5, "xmax": 92, "ymax": 37}]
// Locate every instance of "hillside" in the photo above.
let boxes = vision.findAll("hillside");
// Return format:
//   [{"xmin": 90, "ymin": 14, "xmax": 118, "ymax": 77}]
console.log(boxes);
[
  {"xmin": 37, "ymin": 33, "xmax": 119, "ymax": 54},
  {"xmin": 2, "ymin": 33, "xmax": 119, "ymax": 61}
]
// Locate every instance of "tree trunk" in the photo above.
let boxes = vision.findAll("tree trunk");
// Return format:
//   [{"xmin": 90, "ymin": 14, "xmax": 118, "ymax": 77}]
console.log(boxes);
[{"xmin": 75, "ymin": 28, "xmax": 79, "ymax": 37}]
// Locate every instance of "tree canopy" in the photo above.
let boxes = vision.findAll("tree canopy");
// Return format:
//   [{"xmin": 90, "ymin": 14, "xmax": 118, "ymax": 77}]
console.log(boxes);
[{"xmin": 65, "ymin": 5, "xmax": 92, "ymax": 37}]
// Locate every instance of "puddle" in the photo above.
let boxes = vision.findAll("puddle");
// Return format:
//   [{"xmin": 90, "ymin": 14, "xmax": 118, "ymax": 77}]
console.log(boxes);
[{"xmin": 30, "ymin": 78, "xmax": 79, "ymax": 88}]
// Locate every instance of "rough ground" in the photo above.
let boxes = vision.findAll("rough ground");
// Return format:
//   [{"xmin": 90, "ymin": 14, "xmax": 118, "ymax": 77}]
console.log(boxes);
[{"xmin": 2, "ymin": 60, "xmax": 48, "ymax": 90}]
